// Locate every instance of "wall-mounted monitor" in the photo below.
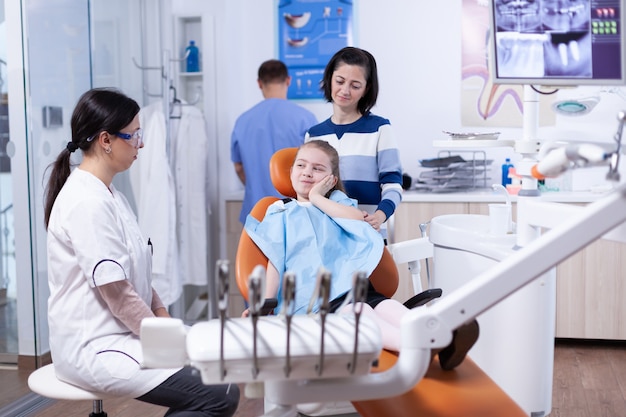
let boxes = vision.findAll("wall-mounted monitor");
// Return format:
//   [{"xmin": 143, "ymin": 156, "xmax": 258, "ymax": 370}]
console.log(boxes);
[{"xmin": 489, "ymin": 0, "xmax": 626, "ymax": 86}]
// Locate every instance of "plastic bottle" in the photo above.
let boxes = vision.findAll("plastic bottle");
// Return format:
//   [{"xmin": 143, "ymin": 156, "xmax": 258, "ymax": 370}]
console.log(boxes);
[
  {"xmin": 501, "ymin": 158, "xmax": 514, "ymax": 187},
  {"xmin": 185, "ymin": 40, "xmax": 200, "ymax": 72}
]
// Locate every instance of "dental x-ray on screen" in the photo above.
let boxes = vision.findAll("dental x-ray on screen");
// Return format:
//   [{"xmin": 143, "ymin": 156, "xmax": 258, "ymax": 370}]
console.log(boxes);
[{"xmin": 489, "ymin": 0, "xmax": 626, "ymax": 86}]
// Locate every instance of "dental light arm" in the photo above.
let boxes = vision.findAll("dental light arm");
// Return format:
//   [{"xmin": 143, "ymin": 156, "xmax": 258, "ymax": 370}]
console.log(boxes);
[
  {"xmin": 531, "ymin": 110, "xmax": 626, "ymax": 180},
  {"xmin": 530, "ymin": 143, "xmax": 609, "ymax": 179}
]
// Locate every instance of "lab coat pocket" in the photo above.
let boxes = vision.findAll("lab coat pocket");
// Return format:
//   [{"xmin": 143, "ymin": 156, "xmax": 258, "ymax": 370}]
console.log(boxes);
[{"xmin": 95, "ymin": 339, "xmax": 142, "ymax": 380}]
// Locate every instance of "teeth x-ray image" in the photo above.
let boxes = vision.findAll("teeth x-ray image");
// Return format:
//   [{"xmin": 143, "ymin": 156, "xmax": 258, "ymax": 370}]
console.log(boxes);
[
  {"xmin": 494, "ymin": 0, "xmax": 593, "ymax": 79},
  {"xmin": 495, "ymin": 32, "xmax": 547, "ymax": 77},
  {"xmin": 495, "ymin": 0, "xmax": 542, "ymax": 32},
  {"xmin": 542, "ymin": 0, "xmax": 590, "ymax": 31},
  {"xmin": 544, "ymin": 31, "xmax": 592, "ymax": 76}
]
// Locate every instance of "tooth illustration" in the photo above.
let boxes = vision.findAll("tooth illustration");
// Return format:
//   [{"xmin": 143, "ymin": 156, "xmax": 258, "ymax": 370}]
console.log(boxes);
[
  {"xmin": 284, "ymin": 12, "xmax": 311, "ymax": 28},
  {"xmin": 286, "ymin": 37, "xmax": 309, "ymax": 47}
]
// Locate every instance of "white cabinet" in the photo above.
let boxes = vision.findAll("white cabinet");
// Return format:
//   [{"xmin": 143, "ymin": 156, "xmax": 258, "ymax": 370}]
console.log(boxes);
[{"xmin": 394, "ymin": 201, "xmax": 626, "ymax": 341}]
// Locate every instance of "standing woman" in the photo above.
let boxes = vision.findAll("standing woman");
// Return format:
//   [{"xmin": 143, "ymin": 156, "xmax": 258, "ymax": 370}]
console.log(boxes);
[
  {"xmin": 44, "ymin": 88, "xmax": 239, "ymax": 416},
  {"xmin": 305, "ymin": 46, "xmax": 403, "ymax": 240}
]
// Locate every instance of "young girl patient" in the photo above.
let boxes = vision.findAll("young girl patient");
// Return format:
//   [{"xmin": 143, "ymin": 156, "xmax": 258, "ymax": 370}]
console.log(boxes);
[{"xmin": 244, "ymin": 140, "xmax": 478, "ymax": 370}]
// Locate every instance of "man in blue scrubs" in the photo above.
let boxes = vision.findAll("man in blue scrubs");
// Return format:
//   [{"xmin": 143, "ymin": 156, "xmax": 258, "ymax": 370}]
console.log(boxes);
[{"xmin": 231, "ymin": 59, "xmax": 317, "ymax": 223}]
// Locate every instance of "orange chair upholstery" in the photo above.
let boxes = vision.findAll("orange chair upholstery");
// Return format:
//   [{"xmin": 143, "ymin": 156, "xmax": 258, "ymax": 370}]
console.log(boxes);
[
  {"xmin": 235, "ymin": 196, "xmax": 281, "ymax": 301},
  {"xmin": 354, "ymin": 353, "xmax": 527, "ymax": 417},
  {"xmin": 235, "ymin": 147, "xmax": 527, "ymax": 417}
]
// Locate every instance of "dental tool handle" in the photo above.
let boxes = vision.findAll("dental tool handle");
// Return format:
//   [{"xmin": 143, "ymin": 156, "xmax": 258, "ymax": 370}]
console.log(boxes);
[
  {"xmin": 248, "ymin": 265, "xmax": 266, "ymax": 315},
  {"xmin": 314, "ymin": 268, "xmax": 332, "ymax": 376},
  {"xmin": 216, "ymin": 260, "xmax": 230, "ymax": 380},
  {"xmin": 306, "ymin": 266, "xmax": 331, "ymax": 314},
  {"xmin": 282, "ymin": 272, "xmax": 296, "ymax": 377},
  {"xmin": 216, "ymin": 259, "xmax": 230, "ymax": 314},
  {"xmin": 349, "ymin": 271, "xmax": 368, "ymax": 374},
  {"xmin": 248, "ymin": 265, "xmax": 266, "ymax": 379}
]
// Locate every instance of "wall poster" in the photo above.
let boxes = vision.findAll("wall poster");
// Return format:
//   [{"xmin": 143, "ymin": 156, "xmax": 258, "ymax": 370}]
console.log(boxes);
[
  {"xmin": 461, "ymin": 0, "xmax": 554, "ymax": 127},
  {"xmin": 277, "ymin": 0, "xmax": 354, "ymax": 100}
]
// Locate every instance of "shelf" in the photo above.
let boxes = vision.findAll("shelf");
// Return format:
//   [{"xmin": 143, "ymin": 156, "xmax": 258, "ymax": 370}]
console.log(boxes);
[
  {"xmin": 173, "ymin": 15, "xmax": 204, "ymax": 109},
  {"xmin": 433, "ymin": 139, "xmax": 516, "ymax": 148},
  {"xmin": 179, "ymin": 71, "xmax": 203, "ymax": 77}
]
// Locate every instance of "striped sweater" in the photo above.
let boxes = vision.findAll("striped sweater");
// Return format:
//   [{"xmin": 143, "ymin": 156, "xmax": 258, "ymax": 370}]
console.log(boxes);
[{"xmin": 305, "ymin": 114, "xmax": 403, "ymax": 225}]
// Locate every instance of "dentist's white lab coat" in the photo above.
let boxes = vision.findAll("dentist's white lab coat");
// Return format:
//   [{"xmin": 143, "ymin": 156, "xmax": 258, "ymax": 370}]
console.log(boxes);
[{"xmin": 47, "ymin": 169, "xmax": 178, "ymax": 397}]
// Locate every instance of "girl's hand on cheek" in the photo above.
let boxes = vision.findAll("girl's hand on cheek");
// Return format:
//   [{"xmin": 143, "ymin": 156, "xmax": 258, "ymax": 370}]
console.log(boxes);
[{"xmin": 310, "ymin": 175, "xmax": 334, "ymax": 197}]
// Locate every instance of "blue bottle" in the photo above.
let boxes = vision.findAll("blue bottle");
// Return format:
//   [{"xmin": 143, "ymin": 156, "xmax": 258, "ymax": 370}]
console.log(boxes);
[
  {"xmin": 501, "ymin": 158, "xmax": 513, "ymax": 187},
  {"xmin": 185, "ymin": 40, "xmax": 200, "ymax": 72}
]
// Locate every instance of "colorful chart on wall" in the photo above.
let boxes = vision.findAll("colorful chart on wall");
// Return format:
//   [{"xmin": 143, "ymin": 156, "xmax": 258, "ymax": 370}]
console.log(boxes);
[
  {"xmin": 277, "ymin": 0, "xmax": 354, "ymax": 100},
  {"xmin": 461, "ymin": 0, "xmax": 555, "ymax": 127}
]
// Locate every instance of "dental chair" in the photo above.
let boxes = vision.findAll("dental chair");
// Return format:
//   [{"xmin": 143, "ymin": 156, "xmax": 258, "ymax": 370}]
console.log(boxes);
[
  {"xmin": 236, "ymin": 146, "xmax": 418, "ymax": 306},
  {"xmin": 235, "ymin": 147, "xmax": 527, "ymax": 417}
]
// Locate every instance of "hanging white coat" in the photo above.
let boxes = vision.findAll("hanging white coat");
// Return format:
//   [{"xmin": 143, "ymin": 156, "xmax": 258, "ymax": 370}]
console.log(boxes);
[{"xmin": 170, "ymin": 103, "xmax": 211, "ymax": 286}]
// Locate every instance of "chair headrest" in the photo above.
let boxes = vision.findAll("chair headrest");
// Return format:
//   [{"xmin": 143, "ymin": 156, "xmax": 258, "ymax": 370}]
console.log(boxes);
[{"xmin": 270, "ymin": 147, "xmax": 298, "ymax": 198}]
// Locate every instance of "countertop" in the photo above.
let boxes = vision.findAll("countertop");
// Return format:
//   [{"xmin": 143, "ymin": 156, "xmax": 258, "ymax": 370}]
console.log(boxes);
[
  {"xmin": 401, "ymin": 189, "xmax": 611, "ymax": 203},
  {"xmin": 225, "ymin": 189, "xmax": 613, "ymax": 204}
]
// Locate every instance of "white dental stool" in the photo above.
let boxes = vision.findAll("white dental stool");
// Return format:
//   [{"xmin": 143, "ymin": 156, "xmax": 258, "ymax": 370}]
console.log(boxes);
[{"xmin": 28, "ymin": 363, "xmax": 116, "ymax": 417}]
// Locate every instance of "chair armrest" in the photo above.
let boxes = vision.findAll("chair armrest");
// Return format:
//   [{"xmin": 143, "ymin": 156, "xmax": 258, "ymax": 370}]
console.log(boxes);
[{"xmin": 387, "ymin": 237, "xmax": 433, "ymax": 265}]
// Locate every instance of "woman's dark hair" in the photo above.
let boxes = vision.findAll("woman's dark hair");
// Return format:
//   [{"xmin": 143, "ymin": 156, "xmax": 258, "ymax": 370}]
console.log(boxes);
[
  {"xmin": 298, "ymin": 140, "xmax": 346, "ymax": 196},
  {"xmin": 43, "ymin": 88, "xmax": 140, "ymax": 228},
  {"xmin": 320, "ymin": 46, "xmax": 379, "ymax": 116}
]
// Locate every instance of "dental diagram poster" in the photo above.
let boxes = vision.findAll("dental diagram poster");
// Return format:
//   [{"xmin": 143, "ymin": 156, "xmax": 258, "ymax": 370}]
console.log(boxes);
[
  {"xmin": 277, "ymin": 0, "xmax": 354, "ymax": 100},
  {"xmin": 461, "ymin": 0, "xmax": 554, "ymax": 127}
]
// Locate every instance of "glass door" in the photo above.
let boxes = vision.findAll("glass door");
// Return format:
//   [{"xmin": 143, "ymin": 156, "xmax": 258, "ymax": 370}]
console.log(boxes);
[
  {"xmin": 1, "ymin": 0, "xmax": 150, "ymax": 368},
  {"xmin": 0, "ymin": 0, "xmax": 17, "ymax": 365},
  {"xmin": 9, "ymin": 0, "xmax": 93, "ymax": 367}
]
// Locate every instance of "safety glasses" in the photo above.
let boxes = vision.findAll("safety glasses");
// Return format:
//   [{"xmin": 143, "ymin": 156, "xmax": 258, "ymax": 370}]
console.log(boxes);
[{"xmin": 115, "ymin": 128, "xmax": 144, "ymax": 148}]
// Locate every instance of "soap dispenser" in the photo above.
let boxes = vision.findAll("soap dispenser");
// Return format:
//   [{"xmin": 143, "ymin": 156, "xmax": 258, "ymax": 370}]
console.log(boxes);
[{"xmin": 185, "ymin": 40, "xmax": 200, "ymax": 72}]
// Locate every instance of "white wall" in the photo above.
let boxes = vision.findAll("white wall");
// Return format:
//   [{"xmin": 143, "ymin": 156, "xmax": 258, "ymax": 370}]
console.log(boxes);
[{"xmin": 170, "ymin": 0, "xmax": 626, "ymax": 257}]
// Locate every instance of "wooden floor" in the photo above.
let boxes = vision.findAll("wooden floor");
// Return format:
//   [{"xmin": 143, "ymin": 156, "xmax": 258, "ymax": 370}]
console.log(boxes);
[
  {"xmin": 0, "ymin": 340, "xmax": 624, "ymax": 417},
  {"xmin": 551, "ymin": 340, "xmax": 626, "ymax": 417}
]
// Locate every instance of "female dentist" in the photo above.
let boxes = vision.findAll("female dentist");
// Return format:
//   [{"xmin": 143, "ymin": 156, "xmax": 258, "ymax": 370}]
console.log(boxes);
[{"xmin": 43, "ymin": 88, "xmax": 239, "ymax": 416}]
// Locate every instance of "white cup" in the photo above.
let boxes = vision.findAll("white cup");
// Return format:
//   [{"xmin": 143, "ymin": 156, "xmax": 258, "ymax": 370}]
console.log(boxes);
[{"xmin": 489, "ymin": 203, "xmax": 510, "ymax": 235}]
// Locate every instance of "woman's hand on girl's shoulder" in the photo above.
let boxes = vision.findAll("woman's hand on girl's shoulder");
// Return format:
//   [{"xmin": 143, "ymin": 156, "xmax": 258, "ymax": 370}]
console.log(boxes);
[{"xmin": 364, "ymin": 210, "xmax": 386, "ymax": 231}]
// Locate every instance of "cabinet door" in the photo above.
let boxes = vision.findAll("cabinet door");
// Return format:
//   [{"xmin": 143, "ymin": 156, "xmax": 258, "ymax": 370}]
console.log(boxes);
[
  {"xmin": 556, "ymin": 239, "xmax": 626, "ymax": 340},
  {"xmin": 226, "ymin": 201, "xmax": 246, "ymax": 317},
  {"xmin": 392, "ymin": 202, "xmax": 468, "ymax": 302}
]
